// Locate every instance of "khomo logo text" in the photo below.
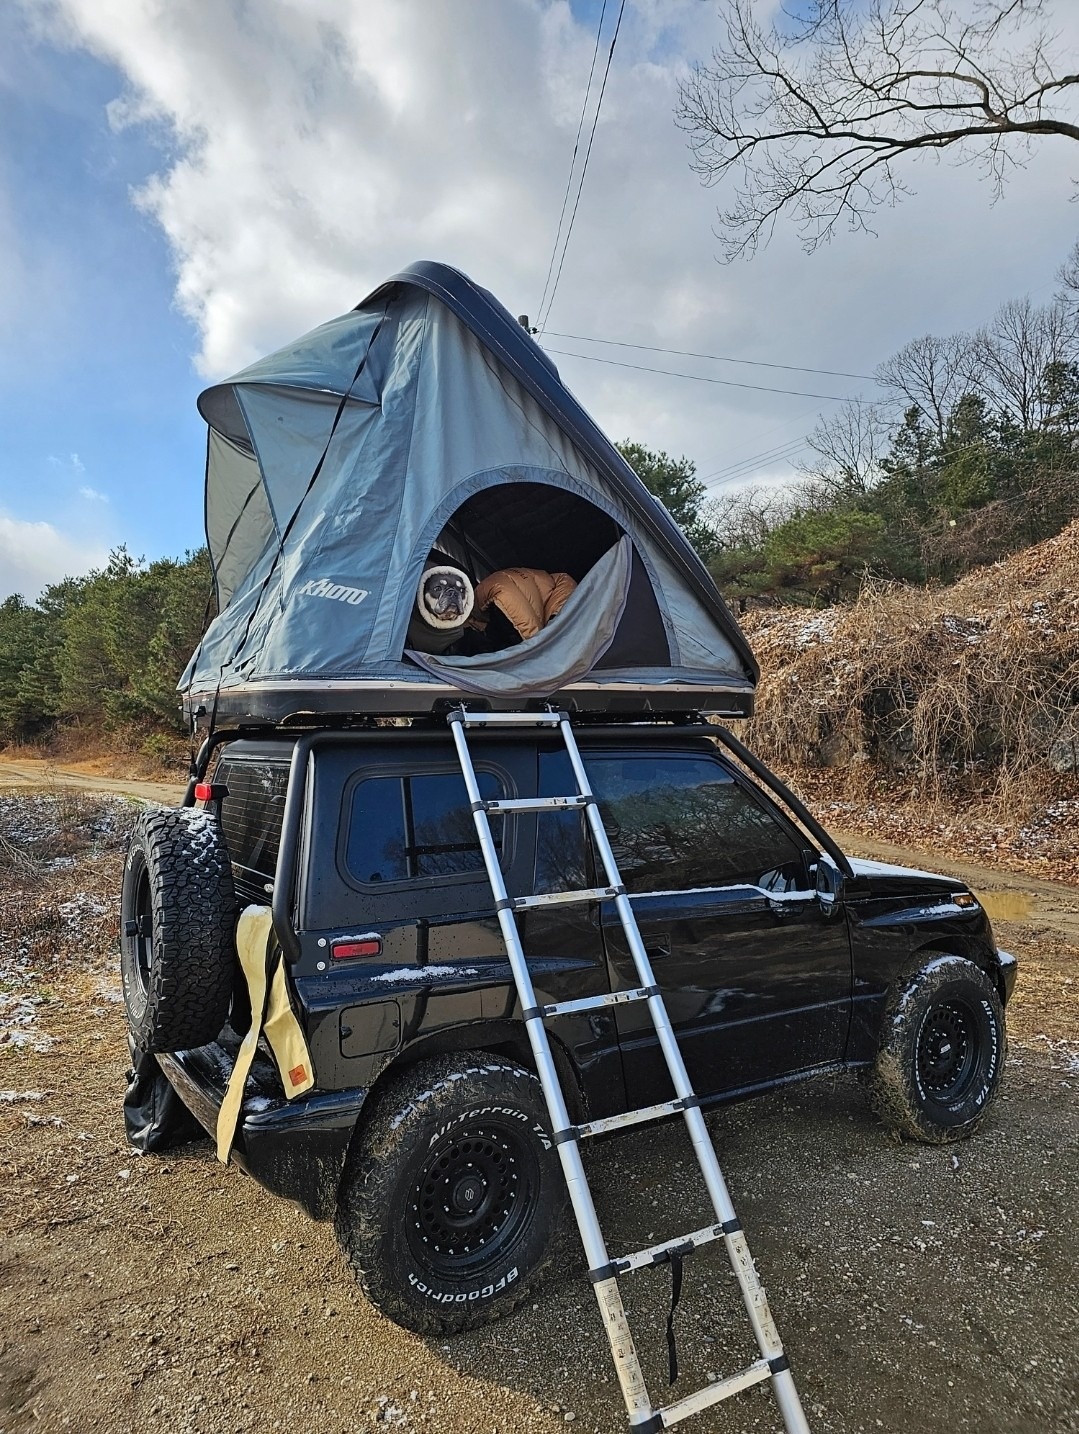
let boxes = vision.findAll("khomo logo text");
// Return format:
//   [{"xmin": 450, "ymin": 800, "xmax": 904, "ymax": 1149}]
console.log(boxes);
[{"xmin": 295, "ymin": 579, "xmax": 369, "ymax": 606}]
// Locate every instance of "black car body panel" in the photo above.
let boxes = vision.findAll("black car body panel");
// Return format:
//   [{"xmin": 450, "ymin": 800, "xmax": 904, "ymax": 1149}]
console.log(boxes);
[{"xmin": 163, "ymin": 724, "xmax": 1015, "ymax": 1219}]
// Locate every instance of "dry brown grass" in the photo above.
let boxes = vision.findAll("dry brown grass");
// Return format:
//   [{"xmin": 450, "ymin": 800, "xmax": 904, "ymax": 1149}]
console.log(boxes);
[{"xmin": 741, "ymin": 518, "xmax": 1079, "ymax": 806}]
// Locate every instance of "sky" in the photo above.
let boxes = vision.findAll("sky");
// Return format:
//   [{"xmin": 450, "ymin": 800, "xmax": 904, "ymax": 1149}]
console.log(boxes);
[{"xmin": 2, "ymin": 0, "xmax": 1078, "ymax": 600}]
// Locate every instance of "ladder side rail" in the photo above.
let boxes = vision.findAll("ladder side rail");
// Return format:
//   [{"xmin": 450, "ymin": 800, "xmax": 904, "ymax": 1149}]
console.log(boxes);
[
  {"xmin": 448, "ymin": 715, "xmax": 656, "ymax": 1428},
  {"xmin": 558, "ymin": 718, "xmax": 812, "ymax": 1434}
]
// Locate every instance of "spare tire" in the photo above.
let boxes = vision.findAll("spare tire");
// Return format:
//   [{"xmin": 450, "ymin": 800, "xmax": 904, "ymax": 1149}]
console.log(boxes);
[{"xmin": 120, "ymin": 807, "xmax": 239, "ymax": 1054}]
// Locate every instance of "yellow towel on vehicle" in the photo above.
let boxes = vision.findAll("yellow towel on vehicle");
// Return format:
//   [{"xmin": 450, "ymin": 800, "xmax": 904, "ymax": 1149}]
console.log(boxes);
[{"xmin": 216, "ymin": 905, "xmax": 315, "ymax": 1164}]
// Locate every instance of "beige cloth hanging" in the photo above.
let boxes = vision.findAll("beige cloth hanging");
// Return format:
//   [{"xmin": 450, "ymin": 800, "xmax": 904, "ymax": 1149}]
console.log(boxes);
[{"xmin": 217, "ymin": 905, "xmax": 315, "ymax": 1164}]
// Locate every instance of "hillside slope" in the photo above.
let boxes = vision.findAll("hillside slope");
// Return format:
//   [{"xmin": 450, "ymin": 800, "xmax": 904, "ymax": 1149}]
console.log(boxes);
[{"xmin": 741, "ymin": 518, "xmax": 1079, "ymax": 787}]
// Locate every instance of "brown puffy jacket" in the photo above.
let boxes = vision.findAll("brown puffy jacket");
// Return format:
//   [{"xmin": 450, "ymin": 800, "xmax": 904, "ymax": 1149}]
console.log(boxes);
[{"xmin": 471, "ymin": 568, "xmax": 577, "ymax": 641}]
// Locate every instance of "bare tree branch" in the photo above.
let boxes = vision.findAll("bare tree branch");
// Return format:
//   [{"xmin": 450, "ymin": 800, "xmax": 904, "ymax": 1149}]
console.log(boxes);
[{"xmin": 677, "ymin": 0, "xmax": 1079, "ymax": 257}]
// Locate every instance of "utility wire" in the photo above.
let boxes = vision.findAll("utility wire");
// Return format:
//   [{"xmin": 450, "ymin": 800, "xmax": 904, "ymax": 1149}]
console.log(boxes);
[
  {"xmin": 537, "ymin": 0, "xmax": 626, "ymax": 332},
  {"xmin": 701, "ymin": 439, "xmax": 811, "ymax": 486},
  {"xmin": 541, "ymin": 329, "xmax": 879, "ymax": 383},
  {"xmin": 704, "ymin": 437, "xmax": 808, "ymax": 480},
  {"xmin": 544, "ymin": 346, "xmax": 873, "ymax": 403},
  {"xmin": 535, "ymin": 0, "xmax": 608, "ymax": 327}
]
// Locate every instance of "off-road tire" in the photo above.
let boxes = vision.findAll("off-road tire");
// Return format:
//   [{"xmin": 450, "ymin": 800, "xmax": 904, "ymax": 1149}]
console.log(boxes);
[
  {"xmin": 335, "ymin": 1053, "xmax": 568, "ymax": 1335},
  {"xmin": 120, "ymin": 807, "xmax": 238, "ymax": 1054},
  {"xmin": 865, "ymin": 955, "xmax": 1006, "ymax": 1144}
]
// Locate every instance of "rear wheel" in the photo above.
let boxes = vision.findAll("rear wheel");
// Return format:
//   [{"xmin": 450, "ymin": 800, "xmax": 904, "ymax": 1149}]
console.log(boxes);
[
  {"xmin": 335, "ymin": 1053, "xmax": 568, "ymax": 1334},
  {"xmin": 120, "ymin": 807, "xmax": 238, "ymax": 1054},
  {"xmin": 865, "ymin": 955, "xmax": 1006, "ymax": 1143}
]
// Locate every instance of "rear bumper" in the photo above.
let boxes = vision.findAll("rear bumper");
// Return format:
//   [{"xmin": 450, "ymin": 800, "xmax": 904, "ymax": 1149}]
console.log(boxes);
[{"xmin": 157, "ymin": 1044, "xmax": 367, "ymax": 1220}]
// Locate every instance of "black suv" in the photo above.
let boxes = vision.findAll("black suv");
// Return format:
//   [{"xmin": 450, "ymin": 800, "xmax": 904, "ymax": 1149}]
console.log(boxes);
[{"xmin": 120, "ymin": 719, "xmax": 1016, "ymax": 1335}]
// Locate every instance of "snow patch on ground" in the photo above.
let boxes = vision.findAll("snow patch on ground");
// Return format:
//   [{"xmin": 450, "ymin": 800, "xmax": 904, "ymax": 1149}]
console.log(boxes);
[
  {"xmin": 1032, "ymin": 1036, "xmax": 1079, "ymax": 1074},
  {"xmin": 1, "ymin": 791, "xmax": 132, "ymax": 1051}
]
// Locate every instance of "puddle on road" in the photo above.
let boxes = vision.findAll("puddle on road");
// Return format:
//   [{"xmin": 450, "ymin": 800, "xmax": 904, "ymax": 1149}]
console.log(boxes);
[{"xmin": 975, "ymin": 891, "xmax": 1033, "ymax": 922}]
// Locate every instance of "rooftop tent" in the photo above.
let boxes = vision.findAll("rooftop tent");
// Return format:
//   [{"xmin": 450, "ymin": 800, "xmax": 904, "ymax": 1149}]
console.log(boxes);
[{"xmin": 180, "ymin": 261, "xmax": 759, "ymax": 723}]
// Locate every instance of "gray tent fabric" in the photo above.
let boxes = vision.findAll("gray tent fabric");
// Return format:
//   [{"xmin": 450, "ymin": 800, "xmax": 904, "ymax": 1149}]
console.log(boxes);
[
  {"xmin": 180, "ymin": 262, "xmax": 757, "ymax": 721},
  {"xmin": 408, "ymin": 537, "xmax": 632, "ymax": 698}
]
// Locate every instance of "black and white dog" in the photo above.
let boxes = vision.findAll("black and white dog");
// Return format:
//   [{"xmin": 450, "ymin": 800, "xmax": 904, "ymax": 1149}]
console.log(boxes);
[{"xmin": 406, "ymin": 562, "xmax": 475, "ymax": 654}]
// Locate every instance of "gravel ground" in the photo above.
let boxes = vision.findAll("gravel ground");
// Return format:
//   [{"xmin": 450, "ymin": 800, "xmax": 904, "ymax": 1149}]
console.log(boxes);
[{"xmin": 1, "ymin": 790, "xmax": 1077, "ymax": 1434}]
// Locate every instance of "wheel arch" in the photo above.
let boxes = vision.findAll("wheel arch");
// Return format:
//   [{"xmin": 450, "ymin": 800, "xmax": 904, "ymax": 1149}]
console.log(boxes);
[
  {"xmin": 907, "ymin": 936, "xmax": 1009, "ymax": 1008},
  {"xmin": 340, "ymin": 1020, "xmax": 587, "ymax": 1167}
]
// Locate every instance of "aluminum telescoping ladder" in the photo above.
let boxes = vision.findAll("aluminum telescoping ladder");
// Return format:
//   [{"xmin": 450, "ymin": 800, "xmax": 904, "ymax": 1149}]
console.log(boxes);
[{"xmin": 448, "ymin": 708, "xmax": 811, "ymax": 1434}]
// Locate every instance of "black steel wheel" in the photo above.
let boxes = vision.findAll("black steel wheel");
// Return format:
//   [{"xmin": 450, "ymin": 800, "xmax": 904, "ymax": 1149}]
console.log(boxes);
[
  {"xmin": 917, "ymin": 999, "xmax": 978, "ymax": 1103},
  {"xmin": 120, "ymin": 807, "xmax": 238, "ymax": 1054},
  {"xmin": 335, "ymin": 1053, "xmax": 568, "ymax": 1334},
  {"xmin": 865, "ymin": 955, "xmax": 1006, "ymax": 1143},
  {"xmin": 409, "ymin": 1119, "xmax": 541, "ymax": 1276}
]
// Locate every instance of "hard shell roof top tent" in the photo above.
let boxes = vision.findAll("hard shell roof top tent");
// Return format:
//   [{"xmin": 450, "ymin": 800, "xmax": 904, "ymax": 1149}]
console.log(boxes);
[{"xmin": 180, "ymin": 261, "xmax": 758, "ymax": 725}]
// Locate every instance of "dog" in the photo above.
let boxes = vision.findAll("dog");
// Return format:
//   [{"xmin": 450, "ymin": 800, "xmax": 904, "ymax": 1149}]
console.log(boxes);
[
  {"xmin": 406, "ymin": 563, "xmax": 476, "ymax": 654},
  {"xmin": 421, "ymin": 567, "xmax": 472, "ymax": 625}
]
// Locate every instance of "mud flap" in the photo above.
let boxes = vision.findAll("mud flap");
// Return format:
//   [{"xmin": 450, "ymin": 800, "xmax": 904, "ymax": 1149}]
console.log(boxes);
[{"xmin": 217, "ymin": 905, "xmax": 315, "ymax": 1164}]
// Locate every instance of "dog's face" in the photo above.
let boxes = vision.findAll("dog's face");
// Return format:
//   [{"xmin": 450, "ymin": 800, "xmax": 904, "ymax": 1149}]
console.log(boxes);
[{"xmin": 423, "ymin": 571, "xmax": 469, "ymax": 620}]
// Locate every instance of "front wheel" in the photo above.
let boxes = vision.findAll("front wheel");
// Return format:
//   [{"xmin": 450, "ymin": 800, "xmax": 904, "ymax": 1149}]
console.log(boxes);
[
  {"xmin": 865, "ymin": 955, "xmax": 1006, "ymax": 1144},
  {"xmin": 335, "ymin": 1054, "xmax": 568, "ymax": 1334}
]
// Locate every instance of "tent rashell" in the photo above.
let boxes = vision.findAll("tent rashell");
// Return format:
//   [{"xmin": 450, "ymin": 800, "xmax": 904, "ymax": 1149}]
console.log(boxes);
[{"xmin": 180, "ymin": 261, "xmax": 758, "ymax": 723}]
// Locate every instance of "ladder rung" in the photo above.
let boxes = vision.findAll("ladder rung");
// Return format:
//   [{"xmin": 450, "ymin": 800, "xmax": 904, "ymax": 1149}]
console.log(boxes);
[
  {"xmin": 512, "ymin": 886, "xmax": 619, "ymax": 910},
  {"xmin": 576, "ymin": 1098, "xmax": 688, "ymax": 1139},
  {"xmin": 538, "ymin": 987, "xmax": 653, "ymax": 1019},
  {"xmin": 612, "ymin": 1223, "xmax": 723, "ymax": 1276},
  {"xmin": 453, "ymin": 710, "xmax": 563, "ymax": 726},
  {"xmin": 657, "ymin": 1360, "xmax": 773, "ymax": 1427},
  {"xmin": 484, "ymin": 795, "xmax": 589, "ymax": 813}
]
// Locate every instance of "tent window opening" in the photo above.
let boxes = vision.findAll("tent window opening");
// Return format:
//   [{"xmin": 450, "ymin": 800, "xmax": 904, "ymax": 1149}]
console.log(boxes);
[{"xmin": 407, "ymin": 482, "xmax": 623, "ymax": 658}]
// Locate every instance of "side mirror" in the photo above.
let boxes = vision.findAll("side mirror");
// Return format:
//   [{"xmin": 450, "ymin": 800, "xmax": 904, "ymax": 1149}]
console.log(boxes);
[{"xmin": 813, "ymin": 858, "xmax": 844, "ymax": 907}]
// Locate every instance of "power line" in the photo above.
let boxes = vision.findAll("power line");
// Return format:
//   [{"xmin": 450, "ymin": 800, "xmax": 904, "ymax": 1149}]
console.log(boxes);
[
  {"xmin": 703, "ymin": 437, "xmax": 808, "ymax": 481},
  {"xmin": 541, "ymin": 329, "xmax": 879, "ymax": 383},
  {"xmin": 535, "ymin": 0, "xmax": 608, "ymax": 327},
  {"xmin": 544, "ymin": 346, "xmax": 873, "ymax": 403},
  {"xmin": 537, "ymin": 0, "xmax": 626, "ymax": 332},
  {"xmin": 696, "ymin": 409, "xmax": 821, "ymax": 475},
  {"xmin": 701, "ymin": 439, "xmax": 811, "ymax": 486}
]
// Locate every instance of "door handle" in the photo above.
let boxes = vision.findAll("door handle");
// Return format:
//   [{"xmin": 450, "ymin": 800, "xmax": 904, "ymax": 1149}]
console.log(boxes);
[{"xmin": 646, "ymin": 937, "xmax": 671, "ymax": 961}]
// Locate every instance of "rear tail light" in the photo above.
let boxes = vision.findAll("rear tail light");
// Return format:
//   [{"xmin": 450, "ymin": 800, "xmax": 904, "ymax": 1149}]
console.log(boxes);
[
  {"xmin": 332, "ymin": 935, "xmax": 383, "ymax": 960},
  {"xmin": 194, "ymin": 782, "xmax": 229, "ymax": 802}
]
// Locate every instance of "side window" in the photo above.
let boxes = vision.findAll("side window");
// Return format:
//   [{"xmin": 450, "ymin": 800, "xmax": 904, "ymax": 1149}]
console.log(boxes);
[
  {"xmin": 536, "ymin": 751, "xmax": 590, "ymax": 894},
  {"xmin": 345, "ymin": 768, "xmax": 505, "ymax": 885},
  {"xmin": 589, "ymin": 754, "xmax": 809, "ymax": 895},
  {"xmin": 218, "ymin": 759, "xmax": 289, "ymax": 887}
]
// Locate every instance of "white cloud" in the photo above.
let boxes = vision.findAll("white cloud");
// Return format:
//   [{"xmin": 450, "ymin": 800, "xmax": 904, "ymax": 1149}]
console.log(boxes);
[
  {"xmin": 78, "ymin": 485, "xmax": 108, "ymax": 502},
  {"xmin": 27, "ymin": 0, "xmax": 1079, "ymax": 486},
  {"xmin": 0, "ymin": 513, "xmax": 109, "ymax": 599}
]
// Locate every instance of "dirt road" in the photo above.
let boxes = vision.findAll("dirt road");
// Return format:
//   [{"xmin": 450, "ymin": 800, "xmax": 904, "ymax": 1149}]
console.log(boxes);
[
  {"xmin": 0, "ymin": 758, "xmax": 183, "ymax": 807},
  {"xmin": 1, "ymin": 783, "xmax": 1077, "ymax": 1434}
]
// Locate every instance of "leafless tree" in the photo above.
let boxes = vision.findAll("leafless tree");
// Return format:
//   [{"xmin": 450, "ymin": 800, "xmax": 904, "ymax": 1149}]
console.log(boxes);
[
  {"xmin": 1057, "ymin": 237, "xmax": 1079, "ymax": 305},
  {"xmin": 677, "ymin": 0, "xmax": 1079, "ymax": 258},
  {"xmin": 705, "ymin": 481, "xmax": 799, "ymax": 548},
  {"xmin": 796, "ymin": 401, "xmax": 890, "ymax": 498},
  {"xmin": 971, "ymin": 295, "xmax": 1079, "ymax": 425},
  {"xmin": 876, "ymin": 332, "xmax": 974, "ymax": 437}
]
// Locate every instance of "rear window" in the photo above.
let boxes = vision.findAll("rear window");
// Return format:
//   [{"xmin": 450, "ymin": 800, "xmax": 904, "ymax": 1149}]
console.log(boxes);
[
  {"xmin": 345, "ymin": 769, "xmax": 506, "ymax": 885},
  {"xmin": 218, "ymin": 759, "xmax": 290, "ymax": 889}
]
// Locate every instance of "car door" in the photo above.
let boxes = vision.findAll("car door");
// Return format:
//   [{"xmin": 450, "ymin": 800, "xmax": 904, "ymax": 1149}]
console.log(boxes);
[{"xmin": 541, "ymin": 745, "xmax": 853, "ymax": 1104}]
